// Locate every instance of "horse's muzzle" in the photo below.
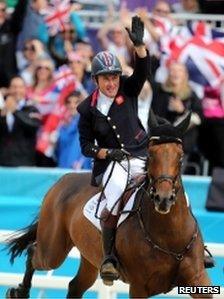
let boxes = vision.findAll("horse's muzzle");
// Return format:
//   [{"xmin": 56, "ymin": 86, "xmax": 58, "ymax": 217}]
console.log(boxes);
[{"xmin": 153, "ymin": 193, "xmax": 176, "ymax": 214}]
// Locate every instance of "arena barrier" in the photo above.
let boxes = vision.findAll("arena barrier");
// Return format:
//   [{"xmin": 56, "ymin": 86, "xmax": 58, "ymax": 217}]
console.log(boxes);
[
  {"xmin": 0, "ymin": 230, "xmax": 224, "ymax": 299},
  {"xmin": 0, "ymin": 167, "xmax": 224, "ymax": 298}
]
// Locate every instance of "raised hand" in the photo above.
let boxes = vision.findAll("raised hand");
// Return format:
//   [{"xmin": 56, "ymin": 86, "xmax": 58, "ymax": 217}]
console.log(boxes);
[{"xmin": 125, "ymin": 15, "xmax": 144, "ymax": 47}]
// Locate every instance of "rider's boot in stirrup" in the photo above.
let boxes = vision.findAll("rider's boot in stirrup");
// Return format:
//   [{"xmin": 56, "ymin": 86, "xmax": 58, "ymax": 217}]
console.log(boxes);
[
  {"xmin": 204, "ymin": 246, "xmax": 215, "ymax": 268},
  {"xmin": 100, "ymin": 209, "xmax": 119, "ymax": 286}
]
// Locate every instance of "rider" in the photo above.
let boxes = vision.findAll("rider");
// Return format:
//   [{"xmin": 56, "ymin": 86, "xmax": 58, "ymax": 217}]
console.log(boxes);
[{"xmin": 77, "ymin": 16, "xmax": 149, "ymax": 284}]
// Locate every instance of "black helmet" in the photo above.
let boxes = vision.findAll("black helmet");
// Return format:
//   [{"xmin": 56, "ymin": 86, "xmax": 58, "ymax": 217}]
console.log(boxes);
[{"xmin": 91, "ymin": 51, "xmax": 122, "ymax": 76}]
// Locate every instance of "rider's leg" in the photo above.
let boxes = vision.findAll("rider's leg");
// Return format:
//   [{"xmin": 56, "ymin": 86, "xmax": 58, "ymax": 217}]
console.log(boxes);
[
  {"xmin": 100, "ymin": 162, "xmax": 129, "ymax": 284},
  {"xmin": 187, "ymin": 195, "xmax": 215, "ymax": 268}
]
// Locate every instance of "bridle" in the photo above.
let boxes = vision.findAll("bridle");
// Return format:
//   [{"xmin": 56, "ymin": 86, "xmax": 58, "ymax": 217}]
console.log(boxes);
[
  {"xmin": 148, "ymin": 174, "xmax": 180, "ymax": 203},
  {"xmin": 147, "ymin": 136, "xmax": 183, "ymax": 203},
  {"xmin": 136, "ymin": 136, "xmax": 199, "ymax": 263}
]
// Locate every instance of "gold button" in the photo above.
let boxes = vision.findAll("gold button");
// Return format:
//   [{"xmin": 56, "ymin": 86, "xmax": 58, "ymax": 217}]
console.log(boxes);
[
  {"xmin": 117, "ymin": 134, "xmax": 120, "ymax": 138},
  {"xmin": 107, "ymin": 117, "xmax": 111, "ymax": 121},
  {"xmin": 112, "ymin": 125, "xmax": 116, "ymax": 129},
  {"xmin": 121, "ymin": 144, "xmax": 124, "ymax": 147}
]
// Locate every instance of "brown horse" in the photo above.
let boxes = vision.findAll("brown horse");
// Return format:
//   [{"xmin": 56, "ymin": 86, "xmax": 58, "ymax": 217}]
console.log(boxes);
[{"xmin": 6, "ymin": 113, "xmax": 212, "ymax": 299}]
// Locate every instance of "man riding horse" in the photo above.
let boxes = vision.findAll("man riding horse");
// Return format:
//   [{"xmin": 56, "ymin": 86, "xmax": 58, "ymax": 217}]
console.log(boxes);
[
  {"xmin": 77, "ymin": 16, "xmax": 149, "ymax": 283},
  {"xmin": 77, "ymin": 16, "xmax": 214, "ymax": 285}
]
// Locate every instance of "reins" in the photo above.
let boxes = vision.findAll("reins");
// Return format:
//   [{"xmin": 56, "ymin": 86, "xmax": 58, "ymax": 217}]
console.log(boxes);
[
  {"xmin": 137, "ymin": 204, "xmax": 199, "ymax": 261},
  {"xmin": 94, "ymin": 153, "xmax": 132, "ymax": 221}
]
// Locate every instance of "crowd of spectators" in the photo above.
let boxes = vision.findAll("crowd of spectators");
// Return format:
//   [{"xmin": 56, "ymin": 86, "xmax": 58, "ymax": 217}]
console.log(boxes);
[{"xmin": 0, "ymin": 0, "xmax": 224, "ymax": 175}]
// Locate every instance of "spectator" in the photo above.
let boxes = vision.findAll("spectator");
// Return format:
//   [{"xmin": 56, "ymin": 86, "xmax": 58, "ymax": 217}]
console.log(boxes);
[
  {"xmin": 0, "ymin": 0, "xmax": 27, "ymax": 86},
  {"xmin": 137, "ymin": 2, "xmax": 174, "ymax": 77},
  {"xmin": 16, "ymin": 0, "xmax": 48, "ymax": 51},
  {"xmin": 27, "ymin": 58, "xmax": 60, "ymax": 167},
  {"xmin": 9, "ymin": 75, "xmax": 28, "ymax": 104},
  {"xmin": 0, "ymin": 76, "xmax": 41, "ymax": 166},
  {"xmin": 149, "ymin": 62, "xmax": 203, "ymax": 171},
  {"xmin": 19, "ymin": 39, "xmax": 49, "ymax": 85},
  {"xmin": 27, "ymin": 58, "xmax": 57, "ymax": 116},
  {"xmin": 47, "ymin": 2, "xmax": 87, "ymax": 68},
  {"xmin": 74, "ymin": 39, "xmax": 95, "ymax": 73},
  {"xmin": 199, "ymin": 81, "xmax": 224, "ymax": 174},
  {"xmin": 97, "ymin": 16, "xmax": 131, "ymax": 66},
  {"xmin": 67, "ymin": 51, "xmax": 95, "ymax": 94},
  {"xmin": 55, "ymin": 91, "xmax": 92, "ymax": 170},
  {"xmin": 172, "ymin": 0, "xmax": 200, "ymax": 13}
]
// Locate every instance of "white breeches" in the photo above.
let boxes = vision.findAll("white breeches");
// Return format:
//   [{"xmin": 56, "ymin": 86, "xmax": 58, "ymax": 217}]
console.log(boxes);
[{"xmin": 102, "ymin": 158, "xmax": 146, "ymax": 215}]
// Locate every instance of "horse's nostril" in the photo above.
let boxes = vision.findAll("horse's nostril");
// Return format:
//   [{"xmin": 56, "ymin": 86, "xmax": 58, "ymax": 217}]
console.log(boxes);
[
  {"xmin": 169, "ymin": 195, "xmax": 174, "ymax": 202},
  {"xmin": 155, "ymin": 194, "xmax": 160, "ymax": 203}
]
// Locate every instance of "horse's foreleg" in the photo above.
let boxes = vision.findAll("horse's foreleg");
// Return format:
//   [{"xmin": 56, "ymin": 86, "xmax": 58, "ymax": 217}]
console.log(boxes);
[
  {"xmin": 66, "ymin": 255, "xmax": 98, "ymax": 299},
  {"xmin": 6, "ymin": 244, "xmax": 36, "ymax": 299},
  {"xmin": 187, "ymin": 269, "xmax": 213, "ymax": 299}
]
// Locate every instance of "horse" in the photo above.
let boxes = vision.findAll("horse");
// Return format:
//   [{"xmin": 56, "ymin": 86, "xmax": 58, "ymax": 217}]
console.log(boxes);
[{"xmin": 5, "ymin": 112, "xmax": 212, "ymax": 299}]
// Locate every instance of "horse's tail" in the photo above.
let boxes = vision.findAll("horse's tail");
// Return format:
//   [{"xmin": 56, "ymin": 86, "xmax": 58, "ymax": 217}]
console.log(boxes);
[{"xmin": 6, "ymin": 220, "xmax": 38, "ymax": 264}]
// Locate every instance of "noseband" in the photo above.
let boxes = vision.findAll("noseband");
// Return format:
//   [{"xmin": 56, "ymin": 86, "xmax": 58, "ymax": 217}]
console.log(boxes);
[{"xmin": 149, "ymin": 174, "xmax": 180, "ymax": 201}]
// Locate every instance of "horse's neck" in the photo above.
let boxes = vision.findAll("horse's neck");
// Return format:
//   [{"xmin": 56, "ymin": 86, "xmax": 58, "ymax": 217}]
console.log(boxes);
[{"xmin": 141, "ymin": 186, "xmax": 196, "ymax": 250}]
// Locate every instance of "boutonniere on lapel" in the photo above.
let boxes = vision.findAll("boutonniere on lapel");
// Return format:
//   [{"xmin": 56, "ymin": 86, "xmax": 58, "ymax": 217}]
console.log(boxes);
[{"xmin": 115, "ymin": 95, "xmax": 124, "ymax": 105}]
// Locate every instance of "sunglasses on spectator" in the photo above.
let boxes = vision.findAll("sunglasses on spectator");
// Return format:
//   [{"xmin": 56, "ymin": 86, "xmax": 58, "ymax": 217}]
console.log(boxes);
[
  {"xmin": 0, "ymin": 7, "xmax": 6, "ymax": 12},
  {"xmin": 112, "ymin": 30, "xmax": 123, "ymax": 34},
  {"xmin": 24, "ymin": 45, "xmax": 35, "ymax": 52},
  {"xmin": 62, "ymin": 29, "xmax": 75, "ymax": 34},
  {"xmin": 154, "ymin": 8, "xmax": 170, "ymax": 14},
  {"xmin": 36, "ymin": 65, "xmax": 51, "ymax": 71}
]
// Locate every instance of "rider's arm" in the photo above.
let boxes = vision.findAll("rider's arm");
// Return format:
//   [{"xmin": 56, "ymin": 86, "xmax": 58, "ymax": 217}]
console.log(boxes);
[{"xmin": 122, "ymin": 16, "xmax": 150, "ymax": 97}]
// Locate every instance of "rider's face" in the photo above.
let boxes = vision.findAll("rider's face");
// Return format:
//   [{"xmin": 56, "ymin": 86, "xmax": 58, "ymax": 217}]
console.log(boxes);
[{"xmin": 97, "ymin": 74, "xmax": 120, "ymax": 98}]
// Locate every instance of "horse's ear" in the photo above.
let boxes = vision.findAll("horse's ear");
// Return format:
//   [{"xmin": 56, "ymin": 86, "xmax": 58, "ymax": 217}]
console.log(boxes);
[
  {"xmin": 174, "ymin": 111, "xmax": 191, "ymax": 134},
  {"xmin": 148, "ymin": 109, "xmax": 159, "ymax": 127}
]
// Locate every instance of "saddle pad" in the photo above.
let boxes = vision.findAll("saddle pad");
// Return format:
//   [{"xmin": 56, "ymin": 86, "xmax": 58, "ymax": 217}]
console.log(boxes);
[{"xmin": 83, "ymin": 189, "xmax": 138, "ymax": 231}]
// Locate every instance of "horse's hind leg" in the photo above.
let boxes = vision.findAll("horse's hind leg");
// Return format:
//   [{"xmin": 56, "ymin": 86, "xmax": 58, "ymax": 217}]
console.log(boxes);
[
  {"xmin": 6, "ymin": 244, "xmax": 36, "ymax": 299},
  {"xmin": 66, "ymin": 255, "xmax": 98, "ymax": 298}
]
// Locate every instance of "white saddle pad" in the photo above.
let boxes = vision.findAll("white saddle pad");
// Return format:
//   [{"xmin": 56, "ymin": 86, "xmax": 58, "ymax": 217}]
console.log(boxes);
[{"xmin": 83, "ymin": 189, "xmax": 138, "ymax": 231}]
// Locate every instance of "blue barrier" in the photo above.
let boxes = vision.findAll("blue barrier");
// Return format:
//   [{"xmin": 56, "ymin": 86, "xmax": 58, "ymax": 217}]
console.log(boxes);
[
  {"xmin": 0, "ymin": 169, "xmax": 217, "ymax": 231},
  {"xmin": 0, "ymin": 167, "xmax": 223, "ymax": 298},
  {"xmin": 0, "ymin": 167, "xmax": 223, "ymax": 242}
]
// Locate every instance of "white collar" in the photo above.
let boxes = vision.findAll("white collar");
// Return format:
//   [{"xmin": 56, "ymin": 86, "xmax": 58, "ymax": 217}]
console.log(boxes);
[{"xmin": 98, "ymin": 90, "xmax": 114, "ymax": 102}]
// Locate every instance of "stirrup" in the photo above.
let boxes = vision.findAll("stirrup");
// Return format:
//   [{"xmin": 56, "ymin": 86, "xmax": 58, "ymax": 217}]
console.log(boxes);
[
  {"xmin": 100, "ymin": 257, "xmax": 120, "ymax": 286},
  {"xmin": 204, "ymin": 246, "xmax": 215, "ymax": 268}
]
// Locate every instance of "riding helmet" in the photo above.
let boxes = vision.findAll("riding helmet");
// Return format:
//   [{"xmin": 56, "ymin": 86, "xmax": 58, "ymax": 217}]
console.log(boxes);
[{"xmin": 91, "ymin": 51, "xmax": 122, "ymax": 76}]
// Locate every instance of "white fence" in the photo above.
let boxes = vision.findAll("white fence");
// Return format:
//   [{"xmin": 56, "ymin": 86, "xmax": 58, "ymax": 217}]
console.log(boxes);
[
  {"xmin": 77, "ymin": 11, "xmax": 224, "ymax": 29},
  {"xmin": 0, "ymin": 230, "xmax": 224, "ymax": 299}
]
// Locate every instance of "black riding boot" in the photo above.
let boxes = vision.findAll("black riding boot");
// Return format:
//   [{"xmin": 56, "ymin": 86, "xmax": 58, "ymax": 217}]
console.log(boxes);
[
  {"xmin": 204, "ymin": 246, "xmax": 215, "ymax": 268},
  {"xmin": 100, "ymin": 208, "xmax": 119, "ymax": 285},
  {"xmin": 189, "ymin": 205, "xmax": 215, "ymax": 268}
]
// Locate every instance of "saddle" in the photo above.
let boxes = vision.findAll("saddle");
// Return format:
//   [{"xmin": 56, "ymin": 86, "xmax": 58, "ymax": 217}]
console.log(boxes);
[{"xmin": 119, "ymin": 174, "xmax": 146, "ymax": 211}]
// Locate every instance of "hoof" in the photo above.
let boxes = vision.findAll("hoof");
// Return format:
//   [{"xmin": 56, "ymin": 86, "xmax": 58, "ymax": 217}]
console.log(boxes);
[
  {"xmin": 6, "ymin": 288, "xmax": 17, "ymax": 299},
  {"xmin": 5, "ymin": 287, "xmax": 29, "ymax": 299},
  {"xmin": 100, "ymin": 262, "xmax": 119, "ymax": 286}
]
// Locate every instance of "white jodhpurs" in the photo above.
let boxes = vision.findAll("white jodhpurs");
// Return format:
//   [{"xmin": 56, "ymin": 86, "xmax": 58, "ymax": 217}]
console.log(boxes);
[{"xmin": 102, "ymin": 158, "xmax": 146, "ymax": 215}]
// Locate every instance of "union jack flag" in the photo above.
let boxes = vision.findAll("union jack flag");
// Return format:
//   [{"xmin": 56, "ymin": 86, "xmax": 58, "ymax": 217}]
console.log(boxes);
[
  {"xmin": 54, "ymin": 65, "xmax": 75, "ymax": 90},
  {"xmin": 44, "ymin": 0, "xmax": 71, "ymax": 35},
  {"xmin": 158, "ymin": 21, "xmax": 224, "ymax": 96}
]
